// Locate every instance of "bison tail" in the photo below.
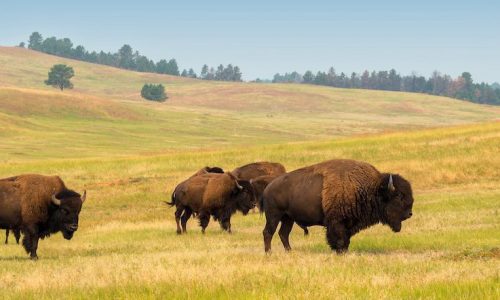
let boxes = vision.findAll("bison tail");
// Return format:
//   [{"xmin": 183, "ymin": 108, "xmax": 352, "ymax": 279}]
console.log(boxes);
[{"xmin": 163, "ymin": 191, "xmax": 177, "ymax": 207}]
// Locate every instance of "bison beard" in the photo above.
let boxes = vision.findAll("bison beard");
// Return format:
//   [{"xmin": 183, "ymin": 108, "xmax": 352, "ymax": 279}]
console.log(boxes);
[{"xmin": 262, "ymin": 159, "xmax": 414, "ymax": 253}]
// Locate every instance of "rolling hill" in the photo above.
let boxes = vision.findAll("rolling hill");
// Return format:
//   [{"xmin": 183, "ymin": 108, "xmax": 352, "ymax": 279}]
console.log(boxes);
[{"xmin": 0, "ymin": 46, "xmax": 498, "ymax": 162}]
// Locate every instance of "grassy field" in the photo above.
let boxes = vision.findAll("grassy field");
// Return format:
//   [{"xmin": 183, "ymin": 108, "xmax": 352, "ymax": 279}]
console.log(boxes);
[
  {"xmin": 0, "ymin": 47, "xmax": 499, "ymax": 299},
  {"xmin": 0, "ymin": 122, "xmax": 498, "ymax": 299}
]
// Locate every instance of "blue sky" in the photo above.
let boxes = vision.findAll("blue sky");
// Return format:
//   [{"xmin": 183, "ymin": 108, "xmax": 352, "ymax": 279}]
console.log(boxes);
[{"xmin": 1, "ymin": 0, "xmax": 499, "ymax": 82}]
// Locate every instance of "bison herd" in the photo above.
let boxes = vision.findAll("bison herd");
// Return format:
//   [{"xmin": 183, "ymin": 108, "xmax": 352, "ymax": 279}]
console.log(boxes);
[{"xmin": 0, "ymin": 159, "xmax": 414, "ymax": 260}]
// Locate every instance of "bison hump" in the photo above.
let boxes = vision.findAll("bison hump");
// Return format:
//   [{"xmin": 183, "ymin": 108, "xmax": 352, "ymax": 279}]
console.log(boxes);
[{"xmin": 314, "ymin": 160, "xmax": 381, "ymax": 219}]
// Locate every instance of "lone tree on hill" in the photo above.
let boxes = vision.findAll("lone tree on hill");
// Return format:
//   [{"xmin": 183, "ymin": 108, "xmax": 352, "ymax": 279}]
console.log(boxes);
[
  {"xmin": 141, "ymin": 83, "xmax": 167, "ymax": 102},
  {"xmin": 44, "ymin": 64, "xmax": 75, "ymax": 91}
]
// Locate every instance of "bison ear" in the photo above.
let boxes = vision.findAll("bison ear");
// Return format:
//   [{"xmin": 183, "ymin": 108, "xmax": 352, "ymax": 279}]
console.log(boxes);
[
  {"xmin": 51, "ymin": 193, "xmax": 61, "ymax": 206},
  {"xmin": 81, "ymin": 190, "xmax": 87, "ymax": 203}
]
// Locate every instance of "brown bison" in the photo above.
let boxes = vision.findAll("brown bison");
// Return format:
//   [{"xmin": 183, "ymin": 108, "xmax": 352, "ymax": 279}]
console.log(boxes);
[
  {"xmin": 231, "ymin": 161, "xmax": 286, "ymax": 181},
  {"xmin": 0, "ymin": 174, "xmax": 86, "ymax": 260},
  {"xmin": 168, "ymin": 166, "xmax": 224, "ymax": 217},
  {"xmin": 262, "ymin": 159, "xmax": 414, "ymax": 253},
  {"xmin": 5, "ymin": 229, "xmax": 21, "ymax": 244},
  {"xmin": 167, "ymin": 172, "xmax": 256, "ymax": 234}
]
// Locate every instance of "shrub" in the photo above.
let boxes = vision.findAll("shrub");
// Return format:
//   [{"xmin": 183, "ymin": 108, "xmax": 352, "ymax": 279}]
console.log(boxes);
[{"xmin": 141, "ymin": 84, "xmax": 167, "ymax": 101}]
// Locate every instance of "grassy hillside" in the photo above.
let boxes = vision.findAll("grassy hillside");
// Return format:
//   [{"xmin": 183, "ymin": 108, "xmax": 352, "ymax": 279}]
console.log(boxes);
[
  {"xmin": 0, "ymin": 47, "xmax": 499, "ymax": 162},
  {"xmin": 0, "ymin": 122, "xmax": 498, "ymax": 299}
]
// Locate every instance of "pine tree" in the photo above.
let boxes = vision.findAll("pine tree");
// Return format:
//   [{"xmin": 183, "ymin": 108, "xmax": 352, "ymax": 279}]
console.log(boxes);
[{"xmin": 44, "ymin": 64, "xmax": 75, "ymax": 91}]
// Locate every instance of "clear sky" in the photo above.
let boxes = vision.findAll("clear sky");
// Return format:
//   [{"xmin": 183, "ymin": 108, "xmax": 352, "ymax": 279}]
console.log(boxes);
[{"xmin": 1, "ymin": 0, "xmax": 499, "ymax": 82}]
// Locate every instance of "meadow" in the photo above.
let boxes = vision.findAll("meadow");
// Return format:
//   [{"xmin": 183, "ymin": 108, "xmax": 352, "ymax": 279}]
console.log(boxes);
[
  {"xmin": 0, "ymin": 122, "xmax": 498, "ymax": 299},
  {"xmin": 1, "ymin": 47, "xmax": 499, "ymax": 161},
  {"xmin": 0, "ymin": 47, "xmax": 499, "ymax": 299}
]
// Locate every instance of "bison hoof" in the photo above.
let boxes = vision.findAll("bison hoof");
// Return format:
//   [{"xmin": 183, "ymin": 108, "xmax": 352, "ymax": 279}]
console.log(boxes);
[
  {"xmin": 30, "ymin": 255, "xmax": 38, "ymax": 261},
  {"xmin": 176, "ymin": 230, "xmax": 182, "ymax": 235}
]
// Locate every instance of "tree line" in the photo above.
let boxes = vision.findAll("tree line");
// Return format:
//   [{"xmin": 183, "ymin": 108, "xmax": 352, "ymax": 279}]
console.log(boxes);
[
  {"xmin": 24, "ymin": 32, "xmax": 242, "ymax": 81},
  {"xmin": 26, "ymin": 32, "xmax": 179, "ymax": 75},
  {"xmin": 272, "ymin": 68, "xmax": 500, "ymax": 105}
]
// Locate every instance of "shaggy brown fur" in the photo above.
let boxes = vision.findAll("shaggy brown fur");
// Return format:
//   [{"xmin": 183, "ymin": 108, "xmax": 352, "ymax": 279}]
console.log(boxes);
[
  {"xmin": 262, "ymin": 159, "xmax": 414, "ymax": 253},
  {"xmin": 0, "ymin": 174, "xmax": 85, "ymax": 260},
  {"xmin": 167, "ymin": 172, "xmax": 256, "ymax": 234},
  {"xmin": 232, "ymin": 162, "xmax": 286, "ymax": 181}
]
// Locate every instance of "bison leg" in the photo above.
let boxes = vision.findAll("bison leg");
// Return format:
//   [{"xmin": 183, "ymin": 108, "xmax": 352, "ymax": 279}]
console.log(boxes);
[
  {"xmin": 278, "ymin": 215, "xmax": 294, "ymax": 251},
  {"xmin": 221, "ymin": 217, "xmax": 232, "ymax": 234},
  {"xmin": 14, "ymin": 229, "xmax": 20, "ymax": 244},
  {"xmin": 263, "ymin": 212, "xmax": 282, "ymax": 253},
  {"xmin": 30, "ymin": 235, "xmax": 39, "ymax": 260},
  {"xmin": 174, "ymin": 206, "xmax": 184, "ymax": 235},
  {"xmin": 22, "ymin": 225, "xmax": 39, "ymax": 260},
  {"xmin": 326, "ymin": 222, "xmax": 350, "ymax": 254},
  {"xmin": 199, "ymin": 212, "xmax": 210, "ymax": 234},
  {"xmin": 180, "ymin": 208, "xmax": 192, "ymax": 233},
  {"xmin": 5, "ymin": 229, "xmax": 8, "ymax": 244}
]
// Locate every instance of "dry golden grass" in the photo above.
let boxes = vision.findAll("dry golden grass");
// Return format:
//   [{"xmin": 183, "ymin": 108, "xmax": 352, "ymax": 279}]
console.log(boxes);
[{"xmin": 0, "ymin": 122, "xmax": 498, "ymax": 299}]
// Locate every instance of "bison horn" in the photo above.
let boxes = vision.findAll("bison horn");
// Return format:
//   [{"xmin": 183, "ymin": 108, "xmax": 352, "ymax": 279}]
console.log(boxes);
[
  {"xmin": 388, "ymin": 174, "xmax": 395, "ymax": 192},
  {"xmin": 235, "ymin": 180, "xmax": 243, "ymax": 190},
  {"xmin": 81, "ymin": 190, "xmax": 87, "ymax": 203},
  {"xmin": 51, "ymin": 193, "xmax": 61, "ymax": 206}
]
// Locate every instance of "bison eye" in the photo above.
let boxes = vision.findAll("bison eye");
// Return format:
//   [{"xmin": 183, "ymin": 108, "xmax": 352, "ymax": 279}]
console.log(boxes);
[{"xmin": 61, "ymin": 208, "xmax": 69, "ymax": 215}]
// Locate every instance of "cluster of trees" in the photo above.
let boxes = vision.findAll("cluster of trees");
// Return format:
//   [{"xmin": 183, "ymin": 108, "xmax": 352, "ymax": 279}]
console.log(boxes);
[
  {"xmin": 141, "ymin": 84, "xmax": 167, "ymax": 101},
  {"xmin": 273, "ymin": 68, "xmax": 500, "ymax": 105},
  {"xmin": 199, "ymin": 64, "xmax": 242, "ymax": 81},
  {"xmin": 178, "ymin": 64, "xmax": 242, "ymax": 82},
  {"xmin": 24, "ymin": 32, "xmax": 244, "ymax": 82},
  {"xmin": 26, "ymin": 32, "xmax": 179, "ymax": 75}
]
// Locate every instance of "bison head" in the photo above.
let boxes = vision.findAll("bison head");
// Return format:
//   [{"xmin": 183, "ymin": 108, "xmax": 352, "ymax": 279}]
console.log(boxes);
[
  {"xmin": 378, "ymin": 174, "xmax": 413, "ymax": 232},
  {"xmin": 232, "ymin": 180, "xmax": 257, "ymax": 215},
  {"xmin": 49, "ymin": 189, "xmax": 86, "ymax": 240}
]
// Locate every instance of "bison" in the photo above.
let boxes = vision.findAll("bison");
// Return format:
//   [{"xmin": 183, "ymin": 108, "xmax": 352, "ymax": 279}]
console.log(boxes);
[
  {"xmin": 0, "ymin": 174, "xmax": 86, "ymax": 260},
  {"xmin": 231, "ymin": 161, "xmax": 286, "ymax": 181},
  {"xmin": 5, "ymin": 229, "xmax": 21, "ymax": 244},
  {"xmin": 167, "ymin": 172, "xmax": 256, "ymax": 234},
  {"xmin": 262, "ymin": 159, "xmax": 414, "ymax": 253},
  {"xmin": 169, "ymin": 166, "xmax": 225, "ymax": 216}
]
